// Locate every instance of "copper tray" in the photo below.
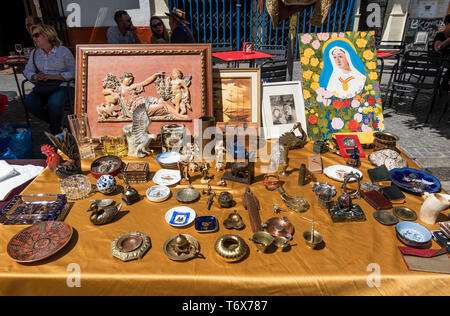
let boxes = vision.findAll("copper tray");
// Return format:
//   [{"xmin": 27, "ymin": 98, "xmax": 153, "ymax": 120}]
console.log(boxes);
[{"xmin": 7, "ymin": 221, "xmax": 73, "ymax": 263}]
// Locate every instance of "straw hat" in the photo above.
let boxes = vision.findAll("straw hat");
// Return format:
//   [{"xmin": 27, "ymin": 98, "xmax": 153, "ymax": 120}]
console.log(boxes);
[{"xmin": 165, "ymin": 8, "xmax": 190, "ymax": 25}]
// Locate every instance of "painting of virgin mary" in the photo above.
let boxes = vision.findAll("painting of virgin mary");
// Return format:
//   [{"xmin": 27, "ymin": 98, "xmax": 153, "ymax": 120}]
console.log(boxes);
[
  {"xmin": 299, "ymin": 31, "xmax": 385, "ymax": 141},
  {"xmin": 320, "ymin": 40, "xmax": 367, "ymax": 99}
]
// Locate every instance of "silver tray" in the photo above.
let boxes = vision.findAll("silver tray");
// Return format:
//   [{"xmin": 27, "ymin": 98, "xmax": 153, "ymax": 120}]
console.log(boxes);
[{"xmin": 0, "ymin": 194, "xmax": 69, "ymax": 225}]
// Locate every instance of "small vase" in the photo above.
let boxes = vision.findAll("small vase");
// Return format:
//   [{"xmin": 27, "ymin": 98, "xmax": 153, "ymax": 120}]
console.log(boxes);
[{"xmin": 419, "ymin": 193, "xmax": 450, "ymax": 224}]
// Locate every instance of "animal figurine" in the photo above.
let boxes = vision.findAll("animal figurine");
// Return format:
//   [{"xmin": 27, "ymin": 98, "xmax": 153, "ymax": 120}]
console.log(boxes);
[
  {"xmin": 42, "ymin": 129, "xmax": 82, "ymax": 179},
  {"xmin": 132, "ymin": 104, "xmax": 158, "ymax": 157},
  {"xmin": 88, "ymin": 202, "xmax": 122, "ymax": 225}
]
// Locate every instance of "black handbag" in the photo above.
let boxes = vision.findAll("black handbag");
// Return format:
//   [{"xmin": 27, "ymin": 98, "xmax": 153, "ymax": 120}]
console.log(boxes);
[{"xmin": 31, "ymin": 49, "xmax": 62, "ymax": 95}]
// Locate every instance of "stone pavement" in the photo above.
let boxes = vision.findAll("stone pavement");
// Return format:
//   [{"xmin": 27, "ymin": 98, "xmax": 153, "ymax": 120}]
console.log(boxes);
[{"xmin": 1, "ymin": 61, "xmax": 449, "ymax": 192}]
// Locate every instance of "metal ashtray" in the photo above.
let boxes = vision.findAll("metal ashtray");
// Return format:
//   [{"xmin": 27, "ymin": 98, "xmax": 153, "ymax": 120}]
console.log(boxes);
[
  {"xmin": 393, "ymin": 206, "xmax": 418, "ymax": 221},
  {"xmin": 373, "ymin": 210, "xmax": 399, "ymax": 226},
  {"xmin": 174, "ymin": 185, "xmax": 200, "ymax": 203},
  {"xmin": 223, "ymin": 211, "xmax": 245, "ymax": 230},
  {"xmin": 163, "ymin": 234, "xmax": 202, "ymax": 261},
  {"xmin": 111, "ymin": 231, "xmax": 151, "ymax": 261},
  {"xmin": 262, "ymin": 217, "xmax": 294, "ymax": 237}
]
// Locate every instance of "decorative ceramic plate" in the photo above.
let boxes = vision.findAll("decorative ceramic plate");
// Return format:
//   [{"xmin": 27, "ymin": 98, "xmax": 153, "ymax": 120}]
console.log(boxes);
[
  {"xmin": 393, "ymin": 206, "xmax": 418, "ymax": 221},
  {"xmin": 156, "ymin": 151, "xmax": 181, "ymax": 167},
  {"xmin": 7, "ymin": 221, "xmax": 73, "ymax": 263},
  {"xmin": 152, "ymin": 169, "xmax": 181, "ymax": 186},
  {"xmin": 323, "ymin": 165, "xmax": 363, "ymax": 182},
  {"xmin": 165, "ymin": 206, "xmax": 196, "ymax": 227},
  {"xmin": 396, "ymin": 221, "xmax": 432, "ymax": 247},
  {"xmin": 195, "ymin": 216, "xmax": 218, "ymax": 233},
  {"xmin": 146, "ymin": 185, "xmax": 171, "ymax": 203},
  {"xmin": 90, "ymin": 155, "xmax": 122, "ymax": 179},
  {"xmin": 390, "ymin": 168, "xmax": 441, "ymax": 194}
]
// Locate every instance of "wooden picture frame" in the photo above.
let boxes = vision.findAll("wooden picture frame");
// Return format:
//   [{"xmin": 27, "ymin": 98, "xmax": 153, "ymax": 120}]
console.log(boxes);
[
  {"xmin": 212, "ymin": 68, "xmax": 261, "ymax": 130},
  {"xmin": 75, "ymin": 44, "xmax": 213, "ymax": 137},
  {"xmin": 261, "ymin": 81, "xmax": 307, "ymax": 140}
]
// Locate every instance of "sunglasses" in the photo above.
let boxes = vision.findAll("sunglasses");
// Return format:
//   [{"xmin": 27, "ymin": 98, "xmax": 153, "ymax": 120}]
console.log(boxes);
[
  {"xmin": 151, "ymin": 22, "xmax": 163, "ymax": 28},
  {"xmin": 32, "ymin": 32, "xmax": 41, "ymax": 39}
]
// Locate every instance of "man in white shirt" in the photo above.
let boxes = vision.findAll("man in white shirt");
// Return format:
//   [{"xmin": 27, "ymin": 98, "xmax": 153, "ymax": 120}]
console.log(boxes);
[{"xmin": 107, "ymin": 10, "xmax": 141, "ymax": 44}]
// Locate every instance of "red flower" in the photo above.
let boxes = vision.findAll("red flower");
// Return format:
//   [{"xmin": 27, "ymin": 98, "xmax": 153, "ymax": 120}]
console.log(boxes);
[
  {"xmin": 343, "ymin": 100, "xmax": 351, "ymax": 108},
  {"xmin": 308, "ymin": 115, "xmax": 317, "ymax": 124},
  {"xmin": 368, "ymin": 96, "xmax": 376, "ymax": 106},
  {"xmin": 372, "ymin": 121, "xmax": 378, "ymax": 128},
  {"xmin": 347, "ymin": 120, "xmax": 360, "ymax": 131},
  {"xmin": 332, "ymin": 99, "xmax": 342, "ymax": 110}
]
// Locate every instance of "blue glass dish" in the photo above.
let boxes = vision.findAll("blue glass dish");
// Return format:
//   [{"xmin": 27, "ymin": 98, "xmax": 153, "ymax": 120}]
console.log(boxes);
[{"xmin": 389, "ymin": 168, "xmax": 441, "ymax": 194}]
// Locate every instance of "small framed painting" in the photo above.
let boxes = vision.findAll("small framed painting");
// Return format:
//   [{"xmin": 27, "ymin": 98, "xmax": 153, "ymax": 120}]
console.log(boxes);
[
  {"xmin": 212, "ymin": 68, "xmax": 261, "ymax": 129},
  {"xmin": 261, "ymin": 81, "xmax": 307, "ymax": 139}
]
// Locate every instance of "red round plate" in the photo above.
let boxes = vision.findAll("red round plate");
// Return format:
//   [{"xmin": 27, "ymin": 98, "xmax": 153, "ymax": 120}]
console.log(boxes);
[{"xmin": 7, "ymin": 221, "xmax": 73, "ymax": 263}]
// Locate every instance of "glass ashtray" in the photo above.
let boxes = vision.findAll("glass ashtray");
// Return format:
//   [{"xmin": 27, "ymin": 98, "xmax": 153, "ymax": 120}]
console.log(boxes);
[{"xmin": 60, "ymin": 174, "xmax": 92, "ymax": 200}]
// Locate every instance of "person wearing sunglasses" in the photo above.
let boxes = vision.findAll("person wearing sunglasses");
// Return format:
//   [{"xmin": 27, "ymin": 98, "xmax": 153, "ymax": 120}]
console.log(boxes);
[
  {"xmin": 150, "ymin": 16, "xmax": 169, "ymax": 44},
  {"xmin": 107, "ymin": 10, "xmax": 141, "ymax": 44},
  {"xmin": 23, "ymin": 24, "xmax": 75, "ymax": 135}
]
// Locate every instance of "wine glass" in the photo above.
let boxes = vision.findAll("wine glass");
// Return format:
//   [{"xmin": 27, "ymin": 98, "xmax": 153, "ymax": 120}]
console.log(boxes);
[{"xmin": 14, "ymin": 44, "xmax": 23, "ymax": 56}]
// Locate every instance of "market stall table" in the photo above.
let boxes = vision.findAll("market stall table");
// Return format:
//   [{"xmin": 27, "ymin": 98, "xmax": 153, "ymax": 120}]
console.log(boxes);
[
  {"xmin": 212, "ymin": 50, "xmax": 274, "ymax": 67},
  {"xmin": 0, "ymin": 142, "xmax": 448, "ymax": 296}
]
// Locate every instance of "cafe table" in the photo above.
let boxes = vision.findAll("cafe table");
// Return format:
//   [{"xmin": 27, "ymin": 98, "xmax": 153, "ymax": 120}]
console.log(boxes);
[
  {"xmin": 0, "ymin": 56, "xmax": 29, "ymax": 103},
  {"xmin": 212, "ymin": 50, "xmax": 274, "ymax": 67},
  {"xmin": 0, "ymin": 142, "xmax": 448, "ymax": 296}
]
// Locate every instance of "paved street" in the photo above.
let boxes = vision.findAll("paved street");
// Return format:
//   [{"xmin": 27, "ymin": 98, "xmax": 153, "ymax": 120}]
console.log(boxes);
[{"xmin": 1, "ymin": 61, "xmax": 449, "ymax": 192}]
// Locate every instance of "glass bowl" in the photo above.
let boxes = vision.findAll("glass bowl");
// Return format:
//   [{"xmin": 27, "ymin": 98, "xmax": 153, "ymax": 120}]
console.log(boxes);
[{"xmin": 60, "ymin": 174, "xmax": 92, "ymax": 200}]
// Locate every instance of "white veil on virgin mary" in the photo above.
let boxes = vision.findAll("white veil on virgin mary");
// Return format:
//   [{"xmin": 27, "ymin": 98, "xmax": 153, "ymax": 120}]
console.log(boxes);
[{"xmin": 319, "ymin": 39, "xmax": 368, "ymax": 99}]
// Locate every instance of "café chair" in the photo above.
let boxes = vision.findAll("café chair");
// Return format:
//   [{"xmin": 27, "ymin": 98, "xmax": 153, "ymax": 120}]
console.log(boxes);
[
  {"xmin": 385, "ymin": 50, "xmax": 444, "ymax": 123},
  {"xmin": 212, "ymin": 43, "xmax": 233, "ymax": 67},
  {"xmin": 255, "ymin": 44, "xmax": 286, "ymax": 67},
  {"xmin": 259, "ymin": 58, "xmax": 288, "ymax": 83},
  {"xmin": 20, "ymin": 78, "xmax": 75, "ymax": 128}
]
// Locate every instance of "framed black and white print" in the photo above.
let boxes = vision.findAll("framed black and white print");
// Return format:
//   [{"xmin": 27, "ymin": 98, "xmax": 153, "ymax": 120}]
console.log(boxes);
[{"xmin": 261, "ymin": 81, "xmax": 307, "ymax": 139}]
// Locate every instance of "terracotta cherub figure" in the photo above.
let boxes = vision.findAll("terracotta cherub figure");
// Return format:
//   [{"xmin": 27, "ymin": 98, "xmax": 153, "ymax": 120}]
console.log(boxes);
[{"xmin": 165, "ymin": 69, "xmax": 191, "ymax": 115}]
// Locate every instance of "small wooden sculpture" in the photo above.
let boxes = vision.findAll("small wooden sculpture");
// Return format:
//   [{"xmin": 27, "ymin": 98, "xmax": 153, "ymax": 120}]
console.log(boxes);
[{"xmin": 242, "ymin": 187, "xmax": 262, "ymax": 233}]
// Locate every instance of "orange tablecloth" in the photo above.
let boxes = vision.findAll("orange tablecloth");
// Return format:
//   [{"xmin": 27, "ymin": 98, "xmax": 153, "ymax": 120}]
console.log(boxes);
[{"xmin": 0, "ymin": 142, "xmax": 448, "ymax": 296}]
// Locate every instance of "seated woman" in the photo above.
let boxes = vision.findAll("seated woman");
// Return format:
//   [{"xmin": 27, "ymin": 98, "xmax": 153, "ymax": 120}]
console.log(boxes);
[
  {"xmin": 23, "ymin": 24, "xmax": 75, "ymax": 135},
  {"xmin": 150, "ymin": 16, "xmax": 169, "ymax": 44}
]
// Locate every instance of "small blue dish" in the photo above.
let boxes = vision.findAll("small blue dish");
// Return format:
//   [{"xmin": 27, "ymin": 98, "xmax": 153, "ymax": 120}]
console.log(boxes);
[
  {"xmin": 390, "ymin": 168, "xmax": 441, "ymax": 194},
  {"xmin": 194, "ymin": 216, "xmax": 218, "ymax": 233},
  {"xmin": 395, "ymin": 221, "xmax": 432, "ymax": 247}
]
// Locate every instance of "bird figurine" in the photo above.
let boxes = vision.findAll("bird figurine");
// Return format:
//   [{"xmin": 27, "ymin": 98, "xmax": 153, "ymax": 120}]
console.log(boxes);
[
  {"xmin": 131, "ymin": 104, "xmax": 158, "ymax": 157},
  {"xmin": 42, "ymin": 129, "xmax": 82, "ymax": 179}
]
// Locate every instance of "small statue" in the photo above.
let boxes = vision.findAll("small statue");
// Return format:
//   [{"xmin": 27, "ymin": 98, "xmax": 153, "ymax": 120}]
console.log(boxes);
[
  {"xmin": 42, "ymin": 129, "xmax": 82, "ymax": 179},
  {"xmin": 178, "ymin": 160, "xmax": 190, "ymax": 185},
  {"xmin": 88, "ymin": 202, "xmax": 122, "ymax": 225},
  {"xmin": 131, "ymin": 104, "xmax": 158, "ymax": 157},
  {"xmin": 215, "ymin": 140, "xmax": 225, "ymax": 171},
  {"xmin": 200, "ymin": 162, "xmax": 211, "ymax": 183},
  {"xmin": 279, "ymin": 122, "xmax": 307, "ymax": 149}
]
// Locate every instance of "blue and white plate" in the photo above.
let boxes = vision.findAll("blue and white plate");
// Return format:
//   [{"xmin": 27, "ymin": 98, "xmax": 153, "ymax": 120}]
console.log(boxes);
[
  {"xmin": 396, "ymin": 221, "xmax": 432, "ymax": 247},
  {"xmin": 165, "ymin": 206, "xmax": 196, "ymax": 227},
  {"xmin": 390, "ymin": 168, "xmax": 441, "ymax": 194}
]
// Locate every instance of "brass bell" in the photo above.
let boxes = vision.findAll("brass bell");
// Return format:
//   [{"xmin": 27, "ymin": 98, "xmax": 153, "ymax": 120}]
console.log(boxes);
[{"xmin": 122, "ymin": 184, "xmax": 140, "ymax": 205}]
